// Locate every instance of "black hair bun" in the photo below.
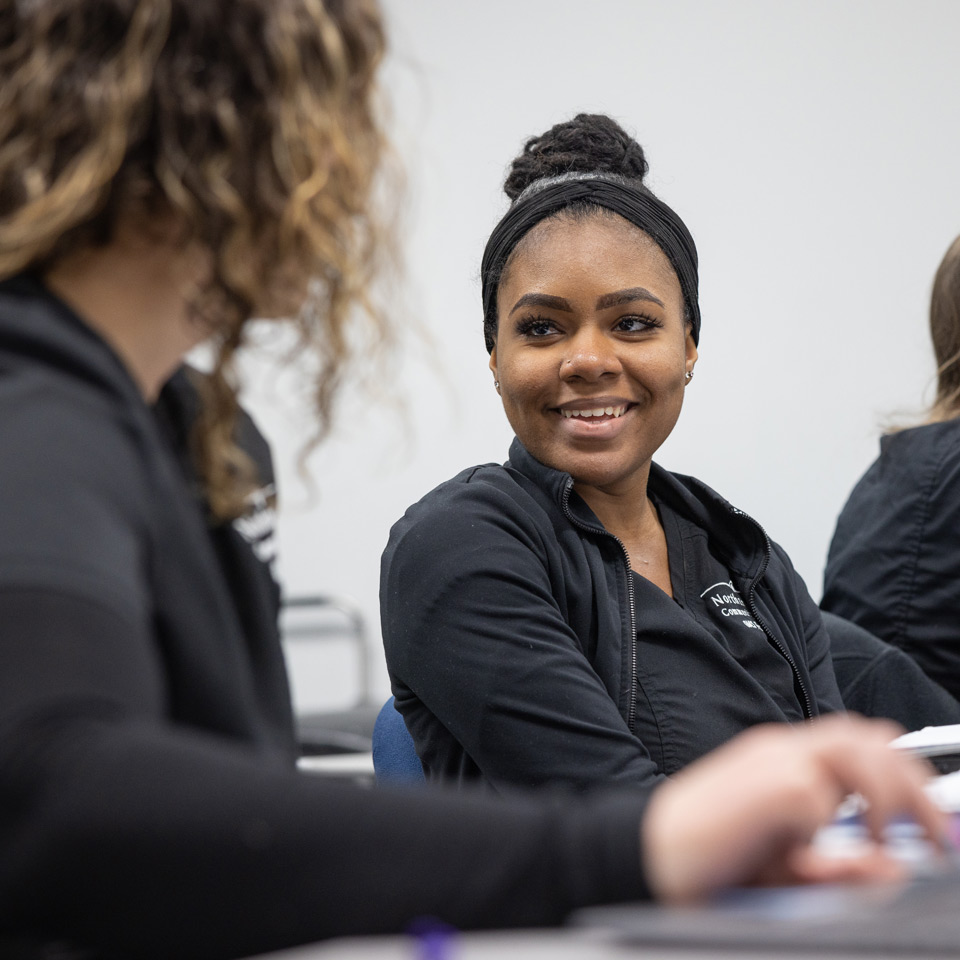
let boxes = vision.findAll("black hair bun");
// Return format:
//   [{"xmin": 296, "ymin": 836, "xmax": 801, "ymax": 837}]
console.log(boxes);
[{"xmin": 503, "ymin": 113, "xmax": 648, "ymax": 202}]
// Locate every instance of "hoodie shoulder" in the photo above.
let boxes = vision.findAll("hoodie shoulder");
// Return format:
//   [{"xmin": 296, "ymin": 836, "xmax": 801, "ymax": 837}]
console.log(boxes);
[{"xmin": 0, "ymin": 290, "xmax": 154, "ymax": 615}]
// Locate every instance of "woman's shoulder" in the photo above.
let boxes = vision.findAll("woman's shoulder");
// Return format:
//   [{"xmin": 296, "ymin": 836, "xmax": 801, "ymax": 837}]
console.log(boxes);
[
  {"xmin": 837, "ymin": 420, "xmax": 960, "ymax": 513},
  {"xmin": 0, "ymin": 287, "xmax": 165, "ymax": 605},
  {"xmin": 0, "ymin": 353, "xmax": 153, "ymax": 497},
  {"xmin": 2, "ymin": 372, "xmax": 145, "ymax": 485},
  {"xmin": 0, "ymin": 375, "xmax": 155, "ymax": 619},
  {"xmin": 383, "ymin": 460, "xmax": 562, "ymax": 560},
  {"xmin": 396, "ymin": 460, "xmax": 554, "ymax": 523},
  {"xmin": 879, "ymin": 419, "xmax": 960, "ymax": 471},
  {"xmin": 889, "ymin": 416, "xmax": 960, "ymax": 442}
]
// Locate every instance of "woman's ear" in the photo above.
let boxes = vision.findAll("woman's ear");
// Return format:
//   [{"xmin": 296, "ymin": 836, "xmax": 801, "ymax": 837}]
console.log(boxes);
[
  {"xmin": 684, "ymin": 328, "xmax": 698, "ymax": 371},
  {"xmin": 488, "ymin": 348, "xmax": 501, "ymax": 395}
]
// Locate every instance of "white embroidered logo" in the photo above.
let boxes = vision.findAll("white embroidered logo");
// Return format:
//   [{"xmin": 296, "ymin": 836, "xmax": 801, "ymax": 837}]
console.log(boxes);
[
  {"xmin": 698, "ymin": 581, "xmax": 763, "ymax": 631},
  {"xmin": 233, "ymin": 483, "xmax": 277, "ymax": 567}
]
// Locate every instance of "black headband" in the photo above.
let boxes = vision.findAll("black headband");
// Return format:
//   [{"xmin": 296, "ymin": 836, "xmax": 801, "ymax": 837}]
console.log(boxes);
[{"xmin": 480, "ymin": 173, "xmax": 700, "ymax": 351}]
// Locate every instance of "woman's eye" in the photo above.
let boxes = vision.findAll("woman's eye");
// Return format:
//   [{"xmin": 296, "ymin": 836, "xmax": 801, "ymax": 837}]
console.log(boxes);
[
  {"xmin": 515, "ymin": 316, "xmax": 559, "ymax": 338},
  {"xmin": 615, "ymin": 314, "xmax": 661, "ymax": 333}
]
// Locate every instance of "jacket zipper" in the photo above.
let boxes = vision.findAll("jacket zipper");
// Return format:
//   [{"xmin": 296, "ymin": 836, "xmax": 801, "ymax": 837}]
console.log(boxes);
[
  {"xmin": 729, "ymin": 505, "xmax": 814, "ymax": 720},
  {"xmin": 560, "ymin": 477, "xmax": 813, "ymax": 727},
  {"xmin": 560, "ymin": 478, "xmax": 639, "ymax": 732}
]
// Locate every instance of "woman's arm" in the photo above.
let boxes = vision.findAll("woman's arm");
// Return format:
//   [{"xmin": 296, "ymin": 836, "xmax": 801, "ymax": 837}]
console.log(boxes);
[
  {"xmin": 382, "ymin": 479, "xmax": 664, "ymax": 792},
  {"xmin": 0, "ymin": 390, "xmax": 651, "ymax": 956},
  {"xmin": 0, "ymin": 593, "xmax": 649, "ymax": 957},
  {"xmin": 4, "ymin": 589, "xmax": 944, "ymax": 959}
]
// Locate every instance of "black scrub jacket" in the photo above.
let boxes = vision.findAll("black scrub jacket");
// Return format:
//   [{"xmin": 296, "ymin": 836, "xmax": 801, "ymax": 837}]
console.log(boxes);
[
  {"xmin": 824, "ymin": 420, "xmax": 960, "ymax": 702},
  {"xmin": 381, "ymin": 439, "xmax": 844, "ymax": 792}
]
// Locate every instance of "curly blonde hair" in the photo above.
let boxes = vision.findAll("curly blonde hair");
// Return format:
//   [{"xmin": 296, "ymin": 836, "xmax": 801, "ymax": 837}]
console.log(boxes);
[{"xmin": 0, "ymin": 0, "xmax": 388, "ymax": 519}]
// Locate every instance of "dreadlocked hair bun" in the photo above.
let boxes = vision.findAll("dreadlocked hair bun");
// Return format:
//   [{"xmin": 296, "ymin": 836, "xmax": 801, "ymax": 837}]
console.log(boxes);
[{"xmin": 503, "ymin": 113, "xmax": 649, "ymax": 202}]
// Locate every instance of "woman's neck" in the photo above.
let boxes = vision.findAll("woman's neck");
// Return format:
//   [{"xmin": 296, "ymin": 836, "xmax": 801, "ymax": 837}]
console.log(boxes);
[
  {"xmin": 44, "ymin": 224, "xmax": 208, "ymax": 401},
  {"xmin": 575, "ymin": 475, "xmax": 673, "ymax": 594},
  {"xmin": 573, "ymin": 467, "xmax": 654, "ymax": 540}
]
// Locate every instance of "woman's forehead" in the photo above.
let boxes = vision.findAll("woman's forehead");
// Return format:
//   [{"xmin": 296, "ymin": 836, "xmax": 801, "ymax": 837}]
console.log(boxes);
[{"xmin": 502, "ymin": 212, "xmax": 682, "ymax": 300}]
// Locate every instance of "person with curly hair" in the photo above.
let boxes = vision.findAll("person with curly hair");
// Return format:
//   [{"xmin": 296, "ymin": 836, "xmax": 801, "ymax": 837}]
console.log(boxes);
[{"xmin": 0, "ymin": 8, "xmax": 945, "ymax": 960}]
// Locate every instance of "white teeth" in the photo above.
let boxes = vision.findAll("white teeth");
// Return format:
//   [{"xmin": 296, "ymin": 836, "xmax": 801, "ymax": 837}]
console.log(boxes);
[{"xmin": 561, "ymin": 405, "xmax": 627, "ymax": 419}]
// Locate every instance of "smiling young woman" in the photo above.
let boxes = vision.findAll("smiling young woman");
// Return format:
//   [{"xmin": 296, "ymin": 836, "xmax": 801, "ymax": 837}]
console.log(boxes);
[
  {"xmin": 491, "ymin": 214, "xmax": 695, "ymax": 594},
  {"xmin": 381, "ymin": 114, "xmax": 847, "ymax": 791}
]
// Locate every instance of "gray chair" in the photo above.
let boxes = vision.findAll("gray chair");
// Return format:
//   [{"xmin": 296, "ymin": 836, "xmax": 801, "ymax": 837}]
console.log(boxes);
[{"xmin": 281, "ymin": 595, "xmax": 381, "ymax": 756}]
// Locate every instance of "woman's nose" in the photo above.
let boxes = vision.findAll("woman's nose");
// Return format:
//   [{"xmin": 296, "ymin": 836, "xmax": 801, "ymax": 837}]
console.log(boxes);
[{"xmin": 560, "ymin": 328, "xmax": 621, "ymax": 381}]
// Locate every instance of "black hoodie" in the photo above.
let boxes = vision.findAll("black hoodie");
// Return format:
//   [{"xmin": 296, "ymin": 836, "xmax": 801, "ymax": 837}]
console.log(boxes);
[{"xmin": 0, "ymin": 276, "xmax": 648, "ymax": 959}]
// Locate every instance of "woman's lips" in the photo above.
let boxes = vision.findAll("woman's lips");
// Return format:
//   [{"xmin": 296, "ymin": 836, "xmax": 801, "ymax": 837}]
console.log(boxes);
[
  {"xmin": 554, "ymin": 402, "xmax": 635, "ymax": 438},
  {"xmin": 560, "ymin": 403, "xmax": 628, "ymax": 420}
]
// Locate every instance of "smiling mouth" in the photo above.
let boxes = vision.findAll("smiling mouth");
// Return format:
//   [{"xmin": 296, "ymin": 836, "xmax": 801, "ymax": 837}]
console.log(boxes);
[{"xmin": 560, "ymin": 404, "xmax": 629, "ymax": 420}]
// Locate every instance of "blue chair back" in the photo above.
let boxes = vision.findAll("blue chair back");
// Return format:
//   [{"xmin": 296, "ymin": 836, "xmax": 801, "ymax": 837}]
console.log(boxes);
[{"xmin": 372, "ymin": 696, "xmax": 425, "ymax": 784}]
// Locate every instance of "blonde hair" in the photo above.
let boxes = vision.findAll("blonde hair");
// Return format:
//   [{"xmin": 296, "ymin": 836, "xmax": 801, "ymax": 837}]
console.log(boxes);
[
  {"xmin": 0, "ymin": 0, "xmax": 389, "ymax": 519},
  {"xmin": 923, "ymin": 234, "xmax": 960, "ymax": 426}
]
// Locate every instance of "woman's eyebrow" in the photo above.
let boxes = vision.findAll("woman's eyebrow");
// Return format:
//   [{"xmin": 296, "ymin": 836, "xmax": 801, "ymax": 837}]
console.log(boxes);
[
  {"xmin": 509, "ymin": 293, "xmax": 573, "ymax": 316},
  {"xmin": 596, "ymin": 287, "xmax": 664, "ymax": 309}
]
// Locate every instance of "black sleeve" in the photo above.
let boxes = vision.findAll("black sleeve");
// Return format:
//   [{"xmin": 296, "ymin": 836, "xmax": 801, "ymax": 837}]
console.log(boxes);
[
  {"xmin": 0, "ymin": 588, "xmax": 649, "ymax": 960},
  {"xmin": 0, "ymin": 390, "xmax": 649, "ymax": 958},
  {"xmin": 823, "ymin": 610, "xmax": 960, "ymax": 731},
  {"xmin": 899, "ymin": 442, "xmax": 960, "ymax": 695},
  {"xmin": 770, "ymin": 543, "xmax": 845, "ymax": 715},
  {"xmin": 382, "ymin": 482, "xmax": 664, "ymax": 792}
]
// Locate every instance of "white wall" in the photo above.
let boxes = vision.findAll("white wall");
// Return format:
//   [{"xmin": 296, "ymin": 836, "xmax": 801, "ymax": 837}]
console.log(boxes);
[{"xmin": 241, "ymin": 0, "xmax": 960, "ymax": 711}]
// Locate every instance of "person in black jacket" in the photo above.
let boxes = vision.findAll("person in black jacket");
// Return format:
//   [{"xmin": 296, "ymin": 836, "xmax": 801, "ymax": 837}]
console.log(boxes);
[
  {"xmin": 382, "ymin": 114, "xmax": 848, "ymax": 793},
  {"xmin": 0, "ymin": 6, "xmax": 945, "ymax": 960},
  {"xmin": 824, "ymin": 234, "xmax": 960, "ymax": 705}
]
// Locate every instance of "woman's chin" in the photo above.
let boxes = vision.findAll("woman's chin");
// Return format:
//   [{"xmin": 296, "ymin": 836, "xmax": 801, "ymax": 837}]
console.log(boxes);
[{"xmin": 565, "ymin": 460, "xmax": 653, "ymax": 496}]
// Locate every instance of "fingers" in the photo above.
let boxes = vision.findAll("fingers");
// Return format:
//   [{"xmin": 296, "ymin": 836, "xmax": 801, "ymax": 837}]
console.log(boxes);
[
  {"xmin": 642, "ymin": 714, "xmax": 946, "ymax": 904},
  {"xmin": 803, "ymin": 715, "xmax": 945, "ymax": 847},
  {"xmin": 785, "ymin": 845, "xmax": 906, "ymax": 887},
  {"xmin": 642, "ymin": 724, "xmax": 834, "ymax": 902}
]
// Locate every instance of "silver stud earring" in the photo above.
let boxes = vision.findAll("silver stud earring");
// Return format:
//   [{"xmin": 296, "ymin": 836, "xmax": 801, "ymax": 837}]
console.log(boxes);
[
  {"xmin": 685, "ymin": 370, "xmax": 694, "ymax": 382},
  {"xmin": 494, "ymin": 379, "xmax": 501, "ymax": 394}
]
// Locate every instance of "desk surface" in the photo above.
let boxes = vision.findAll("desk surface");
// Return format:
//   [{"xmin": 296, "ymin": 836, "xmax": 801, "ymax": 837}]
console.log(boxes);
[
  {"xmin": 250, "ymin": 928, "xmax": 924, "ymax": 960},
  {"xmin": 296, "ymin": 753, "xmax": 374, "ymax": 778}
]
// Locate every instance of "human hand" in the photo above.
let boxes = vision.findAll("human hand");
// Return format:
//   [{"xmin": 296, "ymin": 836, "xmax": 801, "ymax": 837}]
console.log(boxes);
[{"xmin": 642, "ymin": 714, "xmax": 946, "ymax": 903}]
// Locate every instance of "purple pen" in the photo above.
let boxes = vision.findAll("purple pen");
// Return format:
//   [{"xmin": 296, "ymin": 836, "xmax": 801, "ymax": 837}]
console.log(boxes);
[{"xmin": 409, "ymin": 917, "xmax": 458, "ymax": 960}]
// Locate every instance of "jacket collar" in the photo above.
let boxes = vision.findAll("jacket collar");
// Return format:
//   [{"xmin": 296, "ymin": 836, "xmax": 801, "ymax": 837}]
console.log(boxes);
[
  {"xmin": 506, "ymin": 436, "xmax": 574, "ymax": 507},
  {"xmin": 505, "ymin": 436, "xmax": 768, "ymax": 581}
]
